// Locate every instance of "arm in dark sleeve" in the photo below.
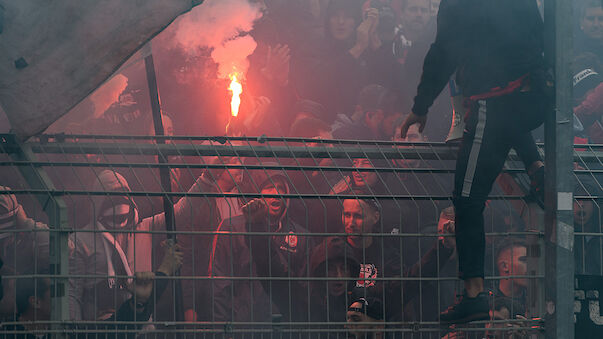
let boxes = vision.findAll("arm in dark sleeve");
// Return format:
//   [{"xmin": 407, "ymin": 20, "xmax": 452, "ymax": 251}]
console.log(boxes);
[
  {"xmin": 208, "ymin": 222, "xmax": 235, "ymax": 322},
  {"xmin": 99, "ymin": 272, "xmax": 169, "ymax": 339},
  {"xmin": 402, "ymin": 241, "xmax": 454, "ymax": 304},
  {"xmin": 412, "ymin": 0, "xmax": 459, "ymax": 116},
  {"xmin": 247, "ymin": 222, "xmax": 309, "ymax": 321},
  {"xmin": 179, "ymin": 175, "xmax": 219, "ymax": 312}
]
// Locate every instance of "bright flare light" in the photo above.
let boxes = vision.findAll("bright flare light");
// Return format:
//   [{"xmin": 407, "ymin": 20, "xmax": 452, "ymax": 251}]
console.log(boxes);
[{"xmin": 228, "ymin": 74, "xmax": 243, "ymax": 117}]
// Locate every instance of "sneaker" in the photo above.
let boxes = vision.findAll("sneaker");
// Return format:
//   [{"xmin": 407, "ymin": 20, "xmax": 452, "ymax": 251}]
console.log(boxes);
[
  {"xmin": 527, "ymin": 165, "xmax": 545, "ymax": 208},
  {"xmin": 440, "ymin": 292, "xmax": 490, "ymax": 324}
]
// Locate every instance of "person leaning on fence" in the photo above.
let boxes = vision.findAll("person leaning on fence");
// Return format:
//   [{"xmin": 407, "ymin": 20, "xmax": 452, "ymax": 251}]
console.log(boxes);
[
  {"xmin": 399, "ymin": 0, "xmax": 551, "ymax": 324},
  {"xmin": 208, "ymin": 167, "xmax": 313, "ymax": 324},
  {"xmin": 0, "ymin": 242, "xmax": 182, "ymax": 339},
  {"xmin": 69, "ymin": 169, "xmax": 208, "ymax": 321}
]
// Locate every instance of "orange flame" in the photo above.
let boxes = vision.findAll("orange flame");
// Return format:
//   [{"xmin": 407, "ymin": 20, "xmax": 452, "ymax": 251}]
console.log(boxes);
[{"xmin": 228, "ymin": 74, "xmax": 243, "ymax": 117}]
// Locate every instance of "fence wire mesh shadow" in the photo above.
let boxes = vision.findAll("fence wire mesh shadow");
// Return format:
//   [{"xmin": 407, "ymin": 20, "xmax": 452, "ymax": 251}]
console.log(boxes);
[{"xmin": 0, "ymin": 134, "xmax": 583, "ymax": 338}]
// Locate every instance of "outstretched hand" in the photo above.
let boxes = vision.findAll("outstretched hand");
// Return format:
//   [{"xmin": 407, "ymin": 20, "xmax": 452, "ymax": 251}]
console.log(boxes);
[
  {"xmin": 242, "ymin": 198, "xmax": 269, "ymax": 224},
  {"xmin": 399, "ymin": 112, "xmax": 427, "ymax": 139}
]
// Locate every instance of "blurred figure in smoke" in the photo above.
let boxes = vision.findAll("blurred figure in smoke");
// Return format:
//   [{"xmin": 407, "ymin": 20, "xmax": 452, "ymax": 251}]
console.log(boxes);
[
  {"xmin": 400, "ymin": 0, "xmax": 550, "ymax": 324},
  {"xmin": 290, "ymin": 0, "xmax": 378, "ymax": 122},
  {"xmin": 332, "ymin": 84, "xmax": 401, "ymax": 141},
  {"xmin": 494, "ymin": 238, "xmax": 528, "ymax": 306}
]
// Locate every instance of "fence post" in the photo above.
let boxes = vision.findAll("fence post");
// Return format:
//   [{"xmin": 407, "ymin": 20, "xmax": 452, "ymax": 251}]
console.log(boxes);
[{"xmin": 544, "ymin": 0, "xmax": 575, "ymax": 337}]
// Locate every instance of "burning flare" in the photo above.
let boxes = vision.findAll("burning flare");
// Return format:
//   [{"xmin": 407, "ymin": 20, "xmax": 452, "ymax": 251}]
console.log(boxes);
[{"xmin": 228, "ymin": 74, "xmax": 243, "ymax": 117}]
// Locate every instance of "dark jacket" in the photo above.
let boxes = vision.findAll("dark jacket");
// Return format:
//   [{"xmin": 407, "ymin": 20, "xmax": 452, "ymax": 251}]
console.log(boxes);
[
  {"xmin": 412, "ymin": 0, "xmax": 545, "ymax": 116},
  {"xmin": 208, "ymin": 170, "xmax": 313, "ymax": 323}
]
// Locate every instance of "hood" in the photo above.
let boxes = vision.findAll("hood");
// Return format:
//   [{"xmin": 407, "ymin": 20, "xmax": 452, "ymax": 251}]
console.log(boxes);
[
  {"xmin": 90, "ymin": 170, "xmax": 139, "ymax": 228},
  {"xmin": 250, "ymin": 163, "xmax": 292, "ymax": 222},
  {"xmin": 310, "ymin": 237, "xmax": 360, "ymax": 278}
]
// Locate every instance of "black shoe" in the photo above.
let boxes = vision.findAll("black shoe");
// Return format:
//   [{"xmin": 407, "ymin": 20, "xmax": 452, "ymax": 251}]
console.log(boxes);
[
  {"xmin": 527, "ymin": 165, "xmax": 545, "ymax": 208},
  {"xmin": 440, "ymin": 292, "xmax": 490, "ymax": 324}
]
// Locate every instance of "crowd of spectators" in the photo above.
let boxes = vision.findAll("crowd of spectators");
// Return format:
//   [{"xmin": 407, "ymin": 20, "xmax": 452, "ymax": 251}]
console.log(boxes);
[{"xmin": 1, "ymin": 0, "xmax": 603, "ymax": 338}]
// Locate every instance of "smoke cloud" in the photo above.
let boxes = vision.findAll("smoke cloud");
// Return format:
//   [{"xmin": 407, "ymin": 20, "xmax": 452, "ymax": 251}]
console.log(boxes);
[{"xmin": 169, "ymin": 0, "xmax": 263, "ymax": 79}]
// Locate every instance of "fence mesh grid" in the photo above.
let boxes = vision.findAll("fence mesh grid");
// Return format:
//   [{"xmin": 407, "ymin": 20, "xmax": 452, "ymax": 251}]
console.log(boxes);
[{"xmin": 0, "ymin": 134, "xmax": 598, "ymax": 338}]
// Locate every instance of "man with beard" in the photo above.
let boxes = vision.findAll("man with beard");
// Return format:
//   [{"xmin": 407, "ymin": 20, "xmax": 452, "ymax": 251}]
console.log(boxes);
[{"xmin": 209, "ymin": 167, "xmax": 312, "ymax": 325}]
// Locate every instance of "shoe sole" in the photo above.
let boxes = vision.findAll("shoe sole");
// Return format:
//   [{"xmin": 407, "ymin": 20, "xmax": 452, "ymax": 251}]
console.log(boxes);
[{"xmin": 439, "ymin": 311, "xmax": 490, "ymax": 325}]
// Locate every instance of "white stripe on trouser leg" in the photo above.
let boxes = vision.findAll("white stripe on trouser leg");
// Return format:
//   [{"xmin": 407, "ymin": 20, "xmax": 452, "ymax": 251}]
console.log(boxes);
[{"xmin": 462, "ymin": 100, "xmax": 487, "ymax": 197}]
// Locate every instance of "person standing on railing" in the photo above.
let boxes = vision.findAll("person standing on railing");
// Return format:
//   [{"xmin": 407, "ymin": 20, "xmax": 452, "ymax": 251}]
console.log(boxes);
[{"xmin": 399, "ymin": 0, "xmax": 551, "ymax": 324}]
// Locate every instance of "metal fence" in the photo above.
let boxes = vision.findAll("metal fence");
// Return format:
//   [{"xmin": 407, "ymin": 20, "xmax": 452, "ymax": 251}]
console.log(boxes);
[{"xmin": 3, "ymin": 133, "xmax": 596, "ymax": 338}]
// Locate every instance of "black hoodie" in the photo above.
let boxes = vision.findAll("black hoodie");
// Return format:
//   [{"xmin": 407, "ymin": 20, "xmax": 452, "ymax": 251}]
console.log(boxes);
[{"xmin": 412, "ymin": 0, "xmax": 546, "ymax": 116}]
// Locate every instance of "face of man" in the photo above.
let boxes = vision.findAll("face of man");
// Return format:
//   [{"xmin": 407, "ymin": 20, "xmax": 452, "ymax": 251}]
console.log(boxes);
[
  {"xmin": 574, "ymin": 199, "xmax": 595, "ymax": 227},
  {"xmin": 393, "ymin": 124, "xmax": 425, "ymax": 168},
  {"xmin": 218, "ymin": 158, "xmax": 244, "ymax": 192},
  {"xmin": 329, "ymin": 10, "xmax": 356, "ymax": 41},
  {"xmin": 343, "ymin": 200, "xmax": 379, "ymax": 246},
  {"xmin": 352, "ymin": 159, "xmax": 378, "ymax": 188},
  {"xmin": 498, "ymin": 246, "xmax": 528, "ymax": 288},
  {"xmin": 581, "ymin": 6, "xmax": 603, "ymax": 41},
  {"xmin": 401, "ymin": 0, "xmax": 431, "ymax": 35},
  {"xmin": 261, "ymin": 181, "xmax": 287, "ymax": 220},
  {"xmin": 430, "ymin": 0, "xmax": 441, "ymax": 16},
  {"xmin": 345, "ymin": 301, "xmax": 381, "ymax": 338},
  {"xmin": 327, "ymin": 260, "xmax": 349, "ymax": 297}
]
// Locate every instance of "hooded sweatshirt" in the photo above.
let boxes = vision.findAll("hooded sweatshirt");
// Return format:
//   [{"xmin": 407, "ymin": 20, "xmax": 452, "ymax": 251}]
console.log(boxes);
[
  {"xmin": 208, "ymin": 168, "xmax": 312, "ymax": 324},
  {"xmin": 69, "ymin": 170, "xmax": 208, "ymax": 320}
]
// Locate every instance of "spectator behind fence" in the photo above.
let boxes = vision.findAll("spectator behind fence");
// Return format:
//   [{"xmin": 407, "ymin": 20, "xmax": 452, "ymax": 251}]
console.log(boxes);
[
  {"xmin": 575, "ymin": 0, "xmax": 603, "ymax": 61},
  {"xmin": 209, "ymin": 167, "xmax": 312, "ymax": 323},
  {"xmin": 332, "ymin": 84, "xmax": 401, "ymax": 141},
  {"xmin": 290, "ymin": 0, "xmax": 372, "ymax": 122},
  {"xmin": 69, "ymin": 169, "xmax": 207, "ymax": 320},
  {"xmin": 341, "ymin": 197, "xmax": 456, "ymax": 322},
  {"xmin": 287, "ymin": 116, "xmax": 341, "ymax": 233},
  {"xmin": 494, "ymin": 239, "xmax": 528, "ymax": 314},
  {"xmin": 0, "ymin": 243, "xmax": 182, "ymax": 339},
  {"xmin": 574, "ymin": 175, "xmax": 603, "ymax": 275},
  {"xmin": 345, "ymin": 297, "xmax": 385, "ymax": 339},
  {"xmin": 309, "ymin": 237, "xmax": 361, "ymax": 325},
  {"xmin": 573, "ymin": 53, "xmax": 603, "ymax": 143},
  {"xmin": 180, "ymin": 156, "xmax": 245, "ymax": 322},
  {"xmin": 0, "ymin": 187, "xmax": 50, "ymax": 320}
]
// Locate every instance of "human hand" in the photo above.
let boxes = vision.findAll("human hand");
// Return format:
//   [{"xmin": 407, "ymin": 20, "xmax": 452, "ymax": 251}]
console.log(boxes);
[
  {"xmin": 365, "ymin": 8, "xmax": 382, "ymax": 50},
  {"xmin": 242, "ymin": 198, "xmax": 269, "ymax": 224},
  {"xmin": 126, "ymin": 271, "xmax": 155, "ymax": 305},
  {"xmin": 263, "ymin": 44, "xmax": 291, "ymax": 86},
  {"xmin": 438, "ymin": 217, "xmax": 456, "ymax": 249},
  {"xmin": 157, "ymin": 240, "xmax": 183, "ymax": 276},
  {"xmin": 399, "ymin": 112, "xmax": 427, "ymax": 138},
  {"xmin": 350, "ymin": 9, "xmax": 378, "ymax": 57}
]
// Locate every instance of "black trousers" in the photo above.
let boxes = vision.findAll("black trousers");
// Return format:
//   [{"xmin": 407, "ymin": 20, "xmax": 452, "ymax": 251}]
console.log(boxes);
[{"xmin": 453, "ymin": 91, "xmax": 545, "ymax": 279}]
